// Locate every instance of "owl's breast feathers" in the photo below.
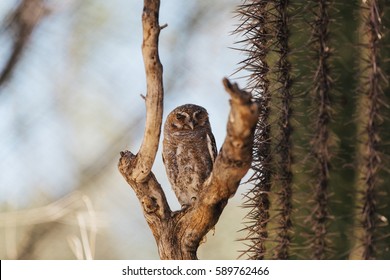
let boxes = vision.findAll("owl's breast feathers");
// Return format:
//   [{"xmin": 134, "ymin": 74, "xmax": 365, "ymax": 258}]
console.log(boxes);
[
  {"xmin": 162, "ymin": 128, "xmax": 217, "ymax": 205},
  {"xmin": 164, "ymin": 129, "xmax": 216, "ymax": 176}
]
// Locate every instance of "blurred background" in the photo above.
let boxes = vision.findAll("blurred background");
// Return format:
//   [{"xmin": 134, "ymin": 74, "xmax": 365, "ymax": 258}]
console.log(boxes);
[{"xmin": 0, "ymin": 0, "xmax": 247, "ymax": 259}]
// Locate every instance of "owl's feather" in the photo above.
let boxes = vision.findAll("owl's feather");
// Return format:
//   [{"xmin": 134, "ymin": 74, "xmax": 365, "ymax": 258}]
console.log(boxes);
[{"xmin": 162, "ymin": 104, "xmax": 217, "ymax": 207}]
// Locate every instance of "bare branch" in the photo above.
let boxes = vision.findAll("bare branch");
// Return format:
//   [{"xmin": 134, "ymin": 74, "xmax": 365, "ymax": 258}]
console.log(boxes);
[
  {"xmin": 118, "ymin": 150, "xmax": 171, "ymax": 221},
  {"xmin": 0, "ymin": 0, "xmax": 49, "ymax": 88},
  {"xmin": 202, "ymin": 78, "xmax": 259, "ymax": 206},
  {"xmin": 132, "ymin": 0, "xmax": 164, "ymax": 183}
]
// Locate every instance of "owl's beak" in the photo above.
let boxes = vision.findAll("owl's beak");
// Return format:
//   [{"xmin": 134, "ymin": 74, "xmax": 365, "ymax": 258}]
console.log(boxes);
[{"xmin": 188, "ymin": 121, "xmax": 194, "ymax": 130}]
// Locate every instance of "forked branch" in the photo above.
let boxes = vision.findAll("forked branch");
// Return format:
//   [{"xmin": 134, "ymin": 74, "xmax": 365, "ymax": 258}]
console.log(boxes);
[{"xmin": 118, "ymin": 0, "xmax": 259, "ymax": 259}]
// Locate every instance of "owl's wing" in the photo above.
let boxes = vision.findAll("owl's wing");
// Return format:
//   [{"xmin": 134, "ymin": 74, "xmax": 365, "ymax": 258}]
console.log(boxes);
[
  {"xmin": 162, "ymin": 143, "xmax": 179, "ymax": 187},
  {"xmin": 206, "ymin": 132, "xmax": 218, "ymax": 162}
]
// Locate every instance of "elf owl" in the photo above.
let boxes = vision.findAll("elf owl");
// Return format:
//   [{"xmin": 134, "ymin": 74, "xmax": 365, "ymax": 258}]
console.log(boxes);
[{"xmin": 162, "ymin": 104, "xmax": 217, "ymax": 208}]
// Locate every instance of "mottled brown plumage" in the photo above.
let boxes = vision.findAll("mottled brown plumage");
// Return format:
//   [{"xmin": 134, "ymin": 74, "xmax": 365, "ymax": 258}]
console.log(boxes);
[{"xmin": 162, "ymin": 104, "xmax": 217, "ymax": 207}]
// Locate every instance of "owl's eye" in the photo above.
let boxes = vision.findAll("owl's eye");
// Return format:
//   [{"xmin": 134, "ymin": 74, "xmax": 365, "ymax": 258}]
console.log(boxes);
[
  {"xmin": 193, "ymin": 110, "xmax": 207, "ymax": 122},
  {"xmin": 193, "ymin": 111, "xmax": 201, "ymax": 119},
  {"xmin": 176, "ymin": 113, "xmax": 186, "ymax": 120}
]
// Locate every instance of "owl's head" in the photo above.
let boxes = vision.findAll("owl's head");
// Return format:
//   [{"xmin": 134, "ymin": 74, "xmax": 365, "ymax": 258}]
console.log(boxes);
[{"xmin": 166, "ymin": 104, "xmax": 210, "ymax": 131}]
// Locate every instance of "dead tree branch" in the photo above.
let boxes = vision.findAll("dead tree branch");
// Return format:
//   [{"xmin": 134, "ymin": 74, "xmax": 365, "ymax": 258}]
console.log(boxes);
[
  {"xmin": 118, "ymin": 0, "xmax": 259, "ymax": 260},
  {"xmin": 132, "ymin": 0, "xmax": 164, "ymax": 183},
  {"xmin": 0, "ymin": 0, "xmax": 49, "ymax": 87}
]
